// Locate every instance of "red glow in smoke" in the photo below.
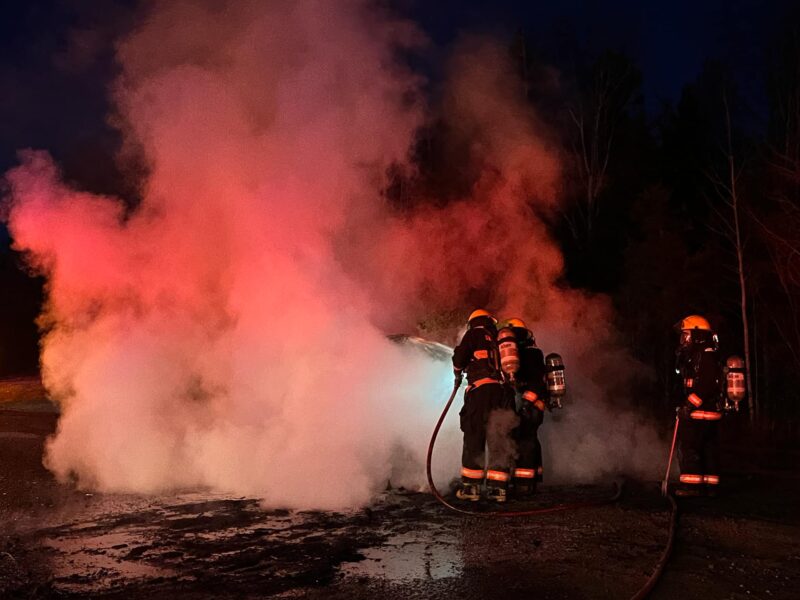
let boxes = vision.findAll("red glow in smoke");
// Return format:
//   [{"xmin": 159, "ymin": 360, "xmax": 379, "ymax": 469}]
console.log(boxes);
[{"xmin": 3, "ymin": 1, "xmax": 663, "ymax": 507}]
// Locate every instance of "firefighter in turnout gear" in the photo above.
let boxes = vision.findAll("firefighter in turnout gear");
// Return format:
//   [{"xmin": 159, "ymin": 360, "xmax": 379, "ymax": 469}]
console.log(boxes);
[
  {"xmin": 504, "ymin": 318, "xmax": 548, "ymax": 496},
  {"xmin": 674, "ymin": 315, "xmax": 723, "ymax": 497},
  {"xmin": 452, "ymin": 309, "xmax": 515, "ymax": 503}
]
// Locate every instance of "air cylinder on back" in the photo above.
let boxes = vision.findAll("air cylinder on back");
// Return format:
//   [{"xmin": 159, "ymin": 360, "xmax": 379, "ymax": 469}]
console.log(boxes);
[
  {"xmin": 724, "ymin": 355, "xmax": 746, "ymax": 410},
  {"xmin": 546, "ymin": 353, "xmax": 566, "ymax": 406},
  {"xmin": 497, "ymin": 327, "xmax": 520, "ymax": 381}
]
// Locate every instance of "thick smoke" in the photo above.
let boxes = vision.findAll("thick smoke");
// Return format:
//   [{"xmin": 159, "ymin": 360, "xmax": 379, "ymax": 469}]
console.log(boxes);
[
  {"xmin": 4, "ymin": 0, "xmax": 661, "ymax": 510},
  {"xmin": 350, "ymin": 37, "xmax": 664, "ymax": 482}
]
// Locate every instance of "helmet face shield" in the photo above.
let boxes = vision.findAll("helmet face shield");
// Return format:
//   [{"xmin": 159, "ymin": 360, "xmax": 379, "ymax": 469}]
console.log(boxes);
[
  {"xmin": 679, "ymin": 328, "xmax": 718, "ymax": 350},
  {"xmin": 676, "ymin": 313, "xmax": 716, "ymax": 349}
]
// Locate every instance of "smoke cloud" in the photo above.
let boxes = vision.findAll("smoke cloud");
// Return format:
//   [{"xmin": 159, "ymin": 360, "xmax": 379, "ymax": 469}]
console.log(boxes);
[
  {"xmin": 4, "ymin": 0, "xmax": 662, "ymax": 510},
  {"xmin": 348, "ymin": 36, "xmax": 664, "ymax": 482}
]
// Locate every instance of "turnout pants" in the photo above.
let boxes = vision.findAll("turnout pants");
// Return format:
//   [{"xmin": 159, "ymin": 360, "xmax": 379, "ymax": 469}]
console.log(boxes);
[
  {"xmin": 513, "ymin": 407, "xmax": 544, "ymax": 488},
  {"xmin": 678, "ymin": 411, "xmax": 721, "ymax": 491},
  {"xmin": 460, "ymin": 382, "xmax": 516, "ymax": 489}
]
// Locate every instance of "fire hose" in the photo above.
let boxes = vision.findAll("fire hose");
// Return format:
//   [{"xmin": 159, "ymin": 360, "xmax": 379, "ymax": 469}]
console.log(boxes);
[
  {"xmin": 629, "ymin": 415, "xmax": 681, "ymax": 599},
  {"xmin": 630, "ymin": 493, "xmax": 678, "ymax": 600},
  {"xmin": 426, "ymin": 381, "xmax": 679, "ymax": 598}
]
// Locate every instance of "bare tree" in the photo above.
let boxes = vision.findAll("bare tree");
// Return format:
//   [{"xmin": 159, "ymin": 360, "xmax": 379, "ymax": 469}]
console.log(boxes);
[
  {"xmin": 747, "ymin": 21, "xmax": 800, "ymax": 426},
  {"xmin": 707, "ymin": 93, "xmax": 757, "ymax": 423},
  {"xmin": 753, "ymin": 204, "xmax": 800, "ymax": 371},
  {"xmin": 754, "ymin": 102, "xmax": 800, "ymax": 374},
  {"xmin": 563, "ymin": 52, "xmax": 640, "ymax": 242}
]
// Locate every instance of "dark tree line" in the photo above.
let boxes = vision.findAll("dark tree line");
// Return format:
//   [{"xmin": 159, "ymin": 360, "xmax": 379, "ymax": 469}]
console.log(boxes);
[
  {"xmin": 514, "ymin": 18, "xmax": 800, "ymax": 436},
  {"xmin": 400, "ymin": 13, "xmax": 800, "ymax": 436}
]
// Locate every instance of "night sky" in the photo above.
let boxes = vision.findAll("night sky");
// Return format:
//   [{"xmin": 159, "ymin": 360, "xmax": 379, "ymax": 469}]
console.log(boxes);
[
  {"xmin": 0, "ymin": 0, "xmax": 793, "ymax": 245},
  {"xmin": 411, "ymin": 0, "xmax": 777, "ymax": 111}
]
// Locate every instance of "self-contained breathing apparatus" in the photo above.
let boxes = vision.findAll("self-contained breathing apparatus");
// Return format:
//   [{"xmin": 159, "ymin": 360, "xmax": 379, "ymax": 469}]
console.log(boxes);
[
  {"xmin": 723, "ymin": 355, "xmax": 746, "ymax": 412},
  {"xmin": 675, "ymin": 327, "xmax": 721, "ymax": 411},
  {"xmin": 545, "ymin": 353, "xmax": 566, "ymax": 409},
  {"xmin": 499, "ymin": 320, "xmax": 567, "ymax": 410},
  {"xmin": 498, "ymin": 327, "xmax": 520, "ymax": 383},
  {"xmin": 675, "ymin": 326, "xmax": 747, "ymax": 414}
]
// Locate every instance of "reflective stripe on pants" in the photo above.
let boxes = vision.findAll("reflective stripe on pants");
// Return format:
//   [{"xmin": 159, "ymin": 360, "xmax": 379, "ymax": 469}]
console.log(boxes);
[
  {"xmin": 461, "ymin": 467, "xmax": 484, "ymax": 480},
  {"xmin": 680, "ymin": 473, "xmax": 703, "ymax": 484},
  {"xmin": 690, "ymin": 410, "xmax": 722, "ymax": 421},
  {"xmin": 486, "ymin": 469, "xmax": 509, "ymax": 482}
]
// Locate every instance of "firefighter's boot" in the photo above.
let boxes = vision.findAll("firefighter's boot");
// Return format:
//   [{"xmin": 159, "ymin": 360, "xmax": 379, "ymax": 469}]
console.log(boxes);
[
  {"xmin": 514, "ymin": 481, "xmax": 536, "ymax": 498},
  {"xmin": 674, "ymin": 486, "xmax": 703, "ymax": 498},
  {"xmin": 486, "ymin": 486, "xmax": 507, "ymax": 503},
  {"xmin": 455, "ymin": 483, "xmax": 480, "ymax": 502}
]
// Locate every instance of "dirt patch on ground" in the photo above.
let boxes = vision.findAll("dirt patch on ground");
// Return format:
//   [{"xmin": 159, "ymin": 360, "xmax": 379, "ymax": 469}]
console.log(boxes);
[{"xmin": 0, "ymin": 378, "xmax": 47, "ymax": 408}]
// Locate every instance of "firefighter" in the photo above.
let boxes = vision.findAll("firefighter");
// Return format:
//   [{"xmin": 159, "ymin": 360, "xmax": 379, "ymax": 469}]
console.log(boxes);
[
  {"xmin": 504, "ymin": 318, "xmax": 548, "ymax": 496},
  {"xmin": 453, "ymin": 309, "xmax": 514, "ymax": 503},
  {"xmin": 673, "ymin": 315, "xmax": 723, "ymax": 497}
]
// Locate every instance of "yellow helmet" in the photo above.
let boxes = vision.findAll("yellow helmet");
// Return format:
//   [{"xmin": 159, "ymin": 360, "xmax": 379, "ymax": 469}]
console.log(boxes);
[
  {"xmin": 678, "ymin": 315, "xmax": 711, "ymax": 331},
  {"xmin": 498, "ymin": 317, "xmax": 534, "ymax": 343},
  {"xmin": 468, "ymin": 309, "xmax": 496, "ymax": 324},
  {"xmin": 506, "ymin": 317, "xmax": 527, "ymax": 329}
]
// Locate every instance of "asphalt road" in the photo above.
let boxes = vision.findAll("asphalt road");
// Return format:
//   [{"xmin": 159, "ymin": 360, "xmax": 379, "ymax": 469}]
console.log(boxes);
[{"xmin": 1, "ymin": 379, "xmax": 799, "ymax": 599}]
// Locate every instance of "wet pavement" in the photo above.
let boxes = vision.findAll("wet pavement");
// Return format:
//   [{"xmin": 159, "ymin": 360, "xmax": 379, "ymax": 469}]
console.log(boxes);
[{"xmin": 2, "ymin": 379, "xmax": 800, "ymax": 599}]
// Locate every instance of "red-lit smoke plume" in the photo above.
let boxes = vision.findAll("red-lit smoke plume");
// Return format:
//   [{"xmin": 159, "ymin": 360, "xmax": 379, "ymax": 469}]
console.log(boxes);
[
  {"xmin": 348, "ymin": 37, "xmax": 663, "ymax": 482},
  {"xmin": 4, "ymin": 0, "xmax": 662, "ymax": 509}
]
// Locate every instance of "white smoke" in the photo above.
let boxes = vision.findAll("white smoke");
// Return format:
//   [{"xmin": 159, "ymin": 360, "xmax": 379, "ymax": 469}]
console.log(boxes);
[{"xmin": 3, "ymin": 1, "xmax": 662, "ymax": 510}]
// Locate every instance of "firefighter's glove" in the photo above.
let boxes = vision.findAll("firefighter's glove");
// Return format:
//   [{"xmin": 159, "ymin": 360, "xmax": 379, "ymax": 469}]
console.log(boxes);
[
  {"xmin": 521, "ymin": 400, "xmax": 543, "ymax": 419},
  {"xmin": 454, "ymin": 370, "xmax": 463, "ymax": 387},
  {"xmin": 518, "ymin": 402, "xmax": 532, "ymax": 419}
]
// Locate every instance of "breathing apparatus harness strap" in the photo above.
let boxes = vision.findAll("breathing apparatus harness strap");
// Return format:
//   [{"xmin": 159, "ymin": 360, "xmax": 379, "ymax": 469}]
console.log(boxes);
[
  {"xmin": 470, "ymin": 324, "xmax": 502, "ymax": 378},
  {"xmin": 466, "ymin": 377, "xmax": 503, "ymax": 392},
  {"xmin": 679, "ymin": 344, "xmax": 722, "ymax": 412}
]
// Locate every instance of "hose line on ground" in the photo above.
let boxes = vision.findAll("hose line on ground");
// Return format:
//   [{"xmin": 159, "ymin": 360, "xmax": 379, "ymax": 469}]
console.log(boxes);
[
  {"xmin": 426, "ymin": 381, "xmax": 679, "ymax": 600},
  {"xmin": 630, "ymin": 493, "xmax": 678, "ymax": 599}
]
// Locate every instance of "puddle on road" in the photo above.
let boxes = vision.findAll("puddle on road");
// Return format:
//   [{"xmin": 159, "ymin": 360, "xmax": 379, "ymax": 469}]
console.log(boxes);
[
  {"xmin": 26, "ymin": 488, "xmax": 460, "ymax": 592},
  {"xmin": 341, "ymin": 529, "xmax": 462, "ymax": 582},
  {"xmin": 44, "ymin": 530, "xmax": 177, "ymax": 593},
  {"xmin": 36, "ymin": 493, "xmax": 324, "ymax": 593}
]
